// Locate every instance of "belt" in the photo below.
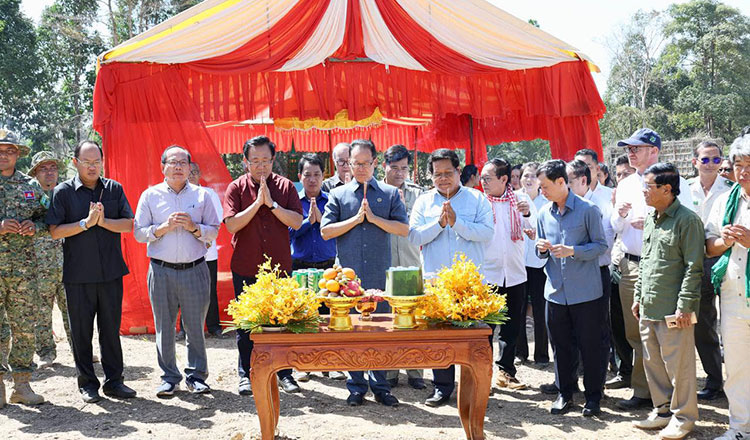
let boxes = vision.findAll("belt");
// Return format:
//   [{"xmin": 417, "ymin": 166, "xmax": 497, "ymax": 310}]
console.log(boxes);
[
  {"xmin": 151, "ymin": 257, "xmax": 205, "ymax": 271},
  {"xmin": 624, "ymin": 253, "xmax": 641, "ymax": 263}
]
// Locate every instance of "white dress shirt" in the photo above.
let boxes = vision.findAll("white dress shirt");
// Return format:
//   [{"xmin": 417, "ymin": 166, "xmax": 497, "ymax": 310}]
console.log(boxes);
[
  {"xmin": 689, "ymin": 175, "xmax": 733, "ymax": 225},
  {"xmin": 611, "ymin": 171, "xmax": 694, "ymax": 257},
  {"xmin": 585, "ymin": 183, "xmax": 615, "ymax": 266},
  {"xmin": 705, "ymin": 190, "xmax": 750, "ymax": 320},
  {"xmin": 204, "ymin": 187, "xmax": 223, "ymax": 262},
  {"xmin": 134, "ymin": 181, "xmax": 220, "ymax": 263},
  {"xmin": 483, "ymin": 191, "xmax": 535, "ymax": 287}
]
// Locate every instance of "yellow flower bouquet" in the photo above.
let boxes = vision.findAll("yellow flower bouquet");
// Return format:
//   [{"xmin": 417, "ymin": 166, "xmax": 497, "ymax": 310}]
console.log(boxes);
[
  {"xmin": 224, "ymin": 257, "xmax": 321, "ymax": 333},
  {"xmin": 419, "ymin": 254, "xmax": 508, "ymax": 327}
]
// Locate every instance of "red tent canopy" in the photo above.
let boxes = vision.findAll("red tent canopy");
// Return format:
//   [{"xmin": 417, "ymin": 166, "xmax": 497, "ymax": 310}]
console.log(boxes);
[{"xmin": 93, "ymin": 0, "xmax": 605, "ymax": 334}]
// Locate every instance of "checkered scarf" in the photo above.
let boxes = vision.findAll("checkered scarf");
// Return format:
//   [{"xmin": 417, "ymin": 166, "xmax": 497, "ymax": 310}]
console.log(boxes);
[{"xmin": 487, "ymin": 187, "xmax": 523, "ymax": 242}]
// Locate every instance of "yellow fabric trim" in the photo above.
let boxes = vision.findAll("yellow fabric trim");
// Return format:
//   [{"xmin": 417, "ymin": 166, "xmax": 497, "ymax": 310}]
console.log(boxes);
[
  {"xmin": 274, "ymin": 109, "xmax": 383, "ymax": 131},
  {"xmin": 102, "ymin": 0, "xmax": 245, "ymax": 61},
  {"xmin": 558, "ymin": 49, "xmax": 600, "ymax": 73}
]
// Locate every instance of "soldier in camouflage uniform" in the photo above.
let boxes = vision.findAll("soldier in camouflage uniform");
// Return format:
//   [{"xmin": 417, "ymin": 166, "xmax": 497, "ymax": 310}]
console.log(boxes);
[
  {"xmin": 0, "ymin": 130, "xmax": 47, "ymax": 407},
  {"xmin": 28, "ymin": 151, "xmax": 72, "ymax": 365}
]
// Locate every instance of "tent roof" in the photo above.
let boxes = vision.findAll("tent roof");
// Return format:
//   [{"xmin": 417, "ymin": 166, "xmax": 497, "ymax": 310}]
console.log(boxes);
[{"xmin": 100, "ymin": 0, "xmax": 598, "ymax": 72}]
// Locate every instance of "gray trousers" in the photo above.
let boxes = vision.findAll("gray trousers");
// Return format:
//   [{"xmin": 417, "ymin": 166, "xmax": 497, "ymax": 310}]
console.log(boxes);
[
  {"xmin": 148, "ymin": 261, "xmax": 210, "ymax": 384},
  {"xmin": 640, "ymin": 320, "xmax": 698, "ymax": 430}
]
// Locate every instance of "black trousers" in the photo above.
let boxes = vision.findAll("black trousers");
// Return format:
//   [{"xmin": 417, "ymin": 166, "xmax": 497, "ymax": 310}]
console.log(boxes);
[
  {"xmin": 488, "ymin": 282, "xmax": 527, "ymax": 376},
  {"xmin": 610, "ymin": 278, "xmax": 633, "ymax": 378},
  {"xmin": 695, "ymin": 256, "xmax": 723, "ymax": 391},
  {"xmin": 232, "ymin": 272, "xmax": 292, "ymax": 380},
  {"xmin": 546, "ymin": 286, "xmax": 610, "ymax": 403},
  {"xmin": 64, "ymin": 278, "xmax": 125, "ymax": 391},
  {"xmin": 516, "ymin": 267, "xmax": 549, "ymax": 363}
]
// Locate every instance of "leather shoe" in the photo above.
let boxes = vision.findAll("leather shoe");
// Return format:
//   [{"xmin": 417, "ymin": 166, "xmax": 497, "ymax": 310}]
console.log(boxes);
[
  {"xmin": 582, "ymin": 401, "xmax": 601, "ymax": 417},
  {"xmin": 540, "ymin": 383, "xmax": 559, "ymax": 395},
  {"xmin": 550, "ymin": 394, "xmax": 572, "ymax": 415},
  {"xmin": 387, "ymin": 377, "xmax": 398, "ymax": 388},
  {"xmin": 697, "ymin": 388, "xmax": 724, "ymax": 401},
  {"xmin": 425, "ymin": 389, "xmax": 450, "ymax": 407},
  {"xmin": 374, "ymin": 392, "xmax": 399, "ymax": 407},
  {"xmin": 103, "ymin": 383, "xmax": 137, "ymax": 399},
  {"xmin": 347, "ymin": 392, "xmax": 364, "ymax": 406},
  {"xmin": 616, "ymin": 395, "xmax": 652, "ymax": 410},
  {"xmin": 278, "ymin": 376, "xmax": 301, "ymax": 393},
  {"xmin": 408, "ymin": 378, "xmax": 427, "ymax": 390},
  {"xmin": 605, "ymin": 375, "xmax": 631, "ymax": 390},
  {"xmin": 80, "ymin": 387, "xmax": 101, "ymax": 403}
]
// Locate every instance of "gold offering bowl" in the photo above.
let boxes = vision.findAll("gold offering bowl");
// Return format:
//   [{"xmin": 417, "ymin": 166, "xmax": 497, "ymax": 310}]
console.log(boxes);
[
  {"xmin": 383, "ymin": 295, "xmax": 423, "ymax": 329},
  {"xmin": 320, "ymin": 296, "xmax": 361, "ymax": 331}
]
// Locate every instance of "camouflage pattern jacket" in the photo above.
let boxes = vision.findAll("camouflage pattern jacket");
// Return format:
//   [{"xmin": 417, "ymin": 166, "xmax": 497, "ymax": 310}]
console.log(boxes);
[
  {"xmin": 30, "ymin": 179, "xmax": 62, "ymax": 270},
  {"xmin": 0, "ymin": 170, "xmax": 48, "ymax": 275}
]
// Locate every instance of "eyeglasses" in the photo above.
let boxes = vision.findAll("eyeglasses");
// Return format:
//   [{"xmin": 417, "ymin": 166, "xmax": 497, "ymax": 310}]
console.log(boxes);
[
  {"xmin": 189, "ymin": 170, "xmax": 200, "ymax": 176},
  {"xmin": 249, "ymin": 159, "xmax": 273, "ymax": 167},
  {"xmin": 335, "ymin": 160, "xmax": 350, "ymax": 167},
  {"xmin": 0, "ymin": 149, "xmax": 19, "ymax": 157},
  {"xmin": 699, "ymin": 157, "xmax": 722, "ymax": 165},
  {"xmin": 479, "ymin": 176, "xmax": 495, "ymax": 184},
  {"xmin": 79, "ymin": 160, "xmax": 102, "ymax": 168},
  {"xmin": 719, "ymin": 167, "xmax": 733, "ymax": 173},
  {"xmin": 625, "ymin": 145, "xmax": 653, "ymax": 154},
  {"xmin": 164, "ymin": 160, "xmax": 189, "ymax": 167},
  {"xmin": 349, "ymin": 160, "xmax": 374, "ymax": 169}
]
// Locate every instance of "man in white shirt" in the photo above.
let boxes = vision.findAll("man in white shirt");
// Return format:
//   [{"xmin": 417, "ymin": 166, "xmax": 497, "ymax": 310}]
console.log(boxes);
[
  {"xmin": 705, "ymin": 134, "xmax": 750, "ymax": 440},
  {"xmin": 688, "ymin": 141, "xmax": 732, "ymax": 401},
  {"xmin": 480, "ymin": 158, "xmax": 535, "ymax": 391},
  {"xmin": 133, "ymin": 146, "xmax": 220, "ymax": 397},
  {"xmin": 611, "ymin": 128, "xmax": 694, "ymax": 411}
]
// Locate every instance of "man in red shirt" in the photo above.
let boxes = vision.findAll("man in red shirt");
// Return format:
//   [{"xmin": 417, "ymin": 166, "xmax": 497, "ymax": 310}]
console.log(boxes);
[{"xmin": 223, "ymin": 136, "xmax": 303, "ymax": 396}]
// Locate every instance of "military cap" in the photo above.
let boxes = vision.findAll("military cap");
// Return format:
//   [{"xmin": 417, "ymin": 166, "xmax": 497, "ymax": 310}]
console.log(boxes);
[
  {"xmin": 0, "ymin": 129, "xmax": 31, "ymax": 157},
  {"xmin": 28, "ymin": 150, "xmax": 64, "ymax": 177}
]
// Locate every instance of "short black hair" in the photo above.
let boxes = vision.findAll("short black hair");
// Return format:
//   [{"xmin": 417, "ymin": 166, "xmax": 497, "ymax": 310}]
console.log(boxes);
[
  {"xmin": 615, "ymin": 154, "xmax": 630, "ymax": 167},
  {"xmin": 74, "ymin": 140, "xmax": 102, "ymax": 159},
  {"xmin": 243, "ymin": 136, "xmax": 276, "ymax": 159},
  {"xmin": 460, "ymin": 164, "xmax": 478, "ymax": 185},
  {"xmin": 575, "ymin": 148, "xmax": 599, "ymax": 163},
  {"xmin": 644, "ymin": 162, "xmax": 680, "ymax": 196},
  {"xmin": 487, "ymin": 158, "xmax": 511, "ymax": 180},
  {"xmin": 566, "ymin": 159, "xmax": 591, "ymax": 186},
  {"xmin": 384, "ymin": 144, "xmax": 411, "ymax": 165},
  {"xmin": 511, "ymin": 164, "xmax": 522, "ymax": 172},
  {"xmin": 161, "ymin": 145, "xmax": 192, "ymax": 164},
  {"xmin": 693, "ymin": 140, "xmax": 721, "ymax": 158},
  {"xmin": 350, "ymin": 139, "xmax": 377, "ymax": 159},
  {"xmin": 298, "ymin": 153, "xmax": 324, "ymax": 175},
  {"xmin": 536, "ymin": 159, "xmax": 568, "ymax": 184},
  {"xmin": 428, "ymin": 149, "xmax": 460, "ymax": 174}
]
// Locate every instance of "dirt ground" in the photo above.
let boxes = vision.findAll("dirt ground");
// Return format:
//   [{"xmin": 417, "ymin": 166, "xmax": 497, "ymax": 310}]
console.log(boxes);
[{"xmin": 0, "ymin": 310, "xmax": 731, "ymax": 440}]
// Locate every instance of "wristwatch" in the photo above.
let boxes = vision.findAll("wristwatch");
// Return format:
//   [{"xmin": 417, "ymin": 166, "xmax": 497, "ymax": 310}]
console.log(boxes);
[
  {"xmin": 271, "ymin": 201, "xmax": 279, "ymax": 210},
  {"xmin": 79, "ymin": 219, "xmax": 88, "ymax": 231}
]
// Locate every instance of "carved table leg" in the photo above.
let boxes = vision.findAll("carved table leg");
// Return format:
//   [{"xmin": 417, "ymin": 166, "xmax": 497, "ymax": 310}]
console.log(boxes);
[
  {"xmin": 467, "ymin": 363, "xmax": 491, "ymax": 440},
  {"xmin": 457, "ymin": 364, "xmax": 476, "ymax": 439},
  {"xmin": 271, "ymin": 375, "xmax": 280, "ymax": 431},
  {"xmin": 250, "ymin": 349, "xmax": 278, "ymax": 440}
]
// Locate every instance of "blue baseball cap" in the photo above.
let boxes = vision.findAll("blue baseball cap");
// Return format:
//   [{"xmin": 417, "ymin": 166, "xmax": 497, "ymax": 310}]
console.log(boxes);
[{"xmin": 617, "ymin": 128, "xmax": 661, "ymax": 150}]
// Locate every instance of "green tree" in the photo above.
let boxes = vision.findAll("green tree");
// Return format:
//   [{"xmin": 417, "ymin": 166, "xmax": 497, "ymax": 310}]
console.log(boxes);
[{"xmin": 661, "ymin": 0, "xmax": 750, "ymax": 140}]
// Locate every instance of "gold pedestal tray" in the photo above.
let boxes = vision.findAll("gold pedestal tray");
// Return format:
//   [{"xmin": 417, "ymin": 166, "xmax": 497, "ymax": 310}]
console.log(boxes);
[
  {"xmin": 321, "ymin": 296, "xmax": 361, "ymax": 331},
  {"xmin": 383, "ymin": 295, "xmax": 423, "ymax": 329}
]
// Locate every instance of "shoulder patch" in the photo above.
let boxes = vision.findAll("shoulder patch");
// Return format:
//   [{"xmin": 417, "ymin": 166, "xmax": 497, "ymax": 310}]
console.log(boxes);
[{"xmin": 23, "ymin": 190, "xmax": 35, "ymax": 200}]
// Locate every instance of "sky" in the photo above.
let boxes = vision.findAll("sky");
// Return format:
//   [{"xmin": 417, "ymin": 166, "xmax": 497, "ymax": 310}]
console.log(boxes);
[{"xmin": 19, "ymin": 0, "xmax": 750, "ymax": 96}]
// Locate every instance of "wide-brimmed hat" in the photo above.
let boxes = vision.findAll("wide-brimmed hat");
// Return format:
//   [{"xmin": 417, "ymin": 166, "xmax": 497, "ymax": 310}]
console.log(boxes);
[
  {"xmin": 0, "ymin": 129, "xmax": 30, "ymax": 157},
  {"xmin": 28, "ymin": 150, "xmax": 64, "ymax": 177}
]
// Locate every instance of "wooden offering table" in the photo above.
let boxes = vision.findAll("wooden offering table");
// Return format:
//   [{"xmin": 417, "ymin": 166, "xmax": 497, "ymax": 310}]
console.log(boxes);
[{"xmin": 249, "ymin": 314, "xmax": 492, "ymax": 440}]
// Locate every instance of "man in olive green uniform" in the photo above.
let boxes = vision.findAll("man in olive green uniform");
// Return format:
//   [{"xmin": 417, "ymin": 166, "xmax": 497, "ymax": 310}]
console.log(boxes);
[{"xmin": 0, "ymin": 130, "xmax": 47, "ymax": 407}]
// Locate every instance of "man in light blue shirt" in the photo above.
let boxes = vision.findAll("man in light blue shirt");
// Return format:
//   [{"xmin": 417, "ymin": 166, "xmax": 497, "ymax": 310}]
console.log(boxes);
[
  {"xmin": 535, "ymin": 159, "xmax": 608, "ymax": 417},
  {"xmin": 133, "ymin": 146, "xmax": 219, "ymax": 397},
  {"xmin": 408, "ymin": 149, "xmax": 493, "ymax": 407}
]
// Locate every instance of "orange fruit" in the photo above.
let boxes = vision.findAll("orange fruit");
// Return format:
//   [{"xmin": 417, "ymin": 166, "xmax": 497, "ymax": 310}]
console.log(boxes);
[
  {"xmin": 342, "ymin": 268, "xmax": 356, "ymax": 279},
  {"xmin": 318, "ymin": 278, "xmax": 327, "ymax": 289},
  {"xmin": 323, "ymin": 268, "xmax": 337, "ymax": 280},
  {"xmin": 326, "ymin": 279, "xmax": 340, "ymax": 292}
]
